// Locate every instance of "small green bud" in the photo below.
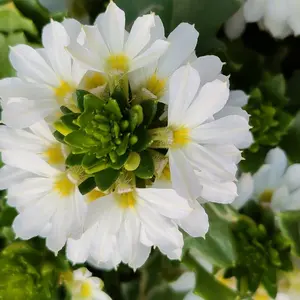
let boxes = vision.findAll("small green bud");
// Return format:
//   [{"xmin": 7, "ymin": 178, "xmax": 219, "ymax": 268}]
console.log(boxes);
[
  {"xmin": 132, "ymin": 105, "xmax": 143, "ymax": 126},
  {"xmin": 104, "ymin": 98, "xmax": 123, "ymax": 120},
  {"xmin": 116, "ymin": 133, "xmax": 130, "ymax": 156},
  {"xmin": 109, "ymin": 151, "xmax": 118, "ymax": 163},
  {"xmin": 120, "ymin": 120, "xmax": 129, "ymax": 131},
  {"xmin": 112, "ymin": 122, "xmax": 120, "ymax": 138},
  {"xmin": 129, "ymin": 135, "xmax": 138, "ymax": 145},
  {"xmin": 124, "ymin": 152, "xmax": 141, "ymax": 171}
]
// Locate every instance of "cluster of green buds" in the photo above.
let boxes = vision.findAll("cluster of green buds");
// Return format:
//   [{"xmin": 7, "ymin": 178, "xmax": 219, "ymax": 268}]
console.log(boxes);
[
  {"xmin": 243, "ymin": 73, "xmax": 292, "ymax": 153},
  {"xmin": 54, "ymin": 84, "xmax": 166, "ymax": 194},
  {"xmin": 224, "ymin": 201, "xmax": 293, "ymax": 298}
]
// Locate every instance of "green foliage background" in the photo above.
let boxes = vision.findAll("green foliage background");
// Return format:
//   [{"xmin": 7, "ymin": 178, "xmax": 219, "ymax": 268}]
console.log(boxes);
[{"xmin": 1, "ymin": 0, "xmax": 300, "ymax": 299}]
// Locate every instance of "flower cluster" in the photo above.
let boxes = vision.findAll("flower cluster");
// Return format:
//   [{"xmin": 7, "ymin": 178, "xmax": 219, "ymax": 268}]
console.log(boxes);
[
  {"xmin": 225, "ymin": 0, "xmax": 300, "ymax": 39},
  {"xmin": 0, "ymin": 2, "xmax": 251, "ymax": 269}
]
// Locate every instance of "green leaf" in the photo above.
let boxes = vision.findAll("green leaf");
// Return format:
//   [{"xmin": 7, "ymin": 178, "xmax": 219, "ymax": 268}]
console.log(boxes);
[
  {"xmin": 0, "ymin": 4, "xmax": 37, "ymax": 35},
  {"xmin": 52, "ymin": 130, "xmax": 65, "ymax": 144},
  {"xmin": 184, "ymin": 203, "xmax": 237, "ymax": 268},
  {"xmin": 95, "ymin": 168, "xmax": 120, "ymax": 191},
  {"xmin": 0, "ymin": 205, "xmax": 17, "ymax": 227},
  {"xmin": 82, "ymin": 153, "xmax": 98, "ymax": 168},
  {"xmin": 278, "ymin": 210, "xmax": 300, "ymax": 256},
  {"xmin": 183, "ymin": 253, "xmax": 237, "ymax": 300},
  {"xmin": 110, "ymin": 152, "xmax": 129, "ymax": 170},
  {"xmin": 134, "ymin": 151, "xmax": 154, "ymax": 179},
  {"xmin": 65, "ymin": 131, "xmax": 97, "ymax": 147},
  {"xmin": 65, "ymin": 153, "xmax": 84, "ymax": 166},
  {"xmin": 78, "ymin": 177, "xmax": 96, "ymax": 195},
  {"xmin": 13, "ymin": 0, "xmax": 50, "ymax": 31},
  {"xmin": 76, "ymin": 89, "xmax": 90, "ymax": 112},
  {"xmin": 61, "ymin": 113, "xmax": 80, "ymax": 130},
  {"xmin": 84, "ymin": 94, "xmax": 105, "ymax": 111},
  {"xmin": 141, "ymin": 100, "xmax": 157, "ymax": 126},
  {"xmin": 261, "ymin": 267, "xmax": 277, "ymax": 299},
  {"xmin": 131, "ymin": 127, "xmax": 153, "ymax": 152}
]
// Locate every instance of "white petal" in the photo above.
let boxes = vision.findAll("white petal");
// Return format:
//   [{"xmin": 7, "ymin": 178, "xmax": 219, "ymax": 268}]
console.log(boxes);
[
  {"xmin": 0, "ymin": 126, "xmax": 45, "ymax": 152},
  {"xmin": 9, "ymin": 45, "xmax": 59, "ymax": 86},
  {"xmin": 191, "ymin": 55, "xmax": 224, "ymax": 86},
  {"xmin": 243, "ymin": 0, "xmax": 266, "ymax": 22},
  {"xmin": 29, "ymin": 120, "xmax": 56, "ymax": 143},
  {"xmin": 62, "ymin": 18, "xmax": 82, "ymax": 42},
  {"xmin": 157, "ymin": 23, "xmax": 199, "ymax": 78},
  {"xmin": 42, "ymin": 20, "xmax": 73, "ymax": 82},
  {"xmin": 129, "ymin": 39, "xmax": 169, "ymax": 72},
  {"xmin": 13, "ymin": 192, "xmax": 58, "ymax": 239},
  {"xmin": 1, "ymin": 97, "xmax": 57, "ymax": 129},
  {"xmin": 169, "ymin": 149, "xmax": 202, "ymax": 201},
  {"xmin": 204, "ymin": 144, "xmax": 242, "ymax": 164},
  {"xmin": 271, "ymin": 185, "xmax": 290, "ymax": 212},
  {"xmin": 224, "ymin": 7, "xmax": 246, "ymax": 40},
  {"xmin": 282, "ymin": 164, "xmax": 300, "ymax": 192},
  {"xmin": 264, "ymin": 0, "xmax": 289, "ymax": 38},
  {"xmin": 125, "ymin": 14, "xmax": 155, "ymax": 58},
  {"xmin": 214, "ymin": 106, "xmax": 250, "ymax": 122},
  {"xmin": 67, "ymin": 37, "xmax": 104, "ymax": 72},
  {"xmin": 176, "ymin": 202, "xmax": 208, "ymax": 237},
  {"xmin": 138, "ymin": 205, "xmax": 183, "ymax": 258},
  {"xmin": 67, "ymin": 225, "xmax": 97, "ymax": 264},
  {"xmin": 168, "ymin": 65, "xmax": 200, "ymax": 125},
  {"xmin": 137, "ymin": 187, "xmax": 192, "ymax": 219},
  {"xmin": 1, "ymin": 150, "xmax": 58, "ymax": 177},
  {"xmin": 287, "ymin": 0, "xmax": 300, "ymax": 35},
  {"xmin": 101, "ymin": 2, "xmax": 125, "ymax": 53},
  {"xmin": 265, "ymin": 147, "xmax": 288, "ymax": 186},
  {"xmin": 184, "ymin": 143, "xmax": 237, "ymax": 181},
  {"xmin": 149, "ymin": 15, "xmax": 165, "ymax": 42},
  {"xmin": 232, "ymin": 173, "xmax": 254, "ymax": 209},
  {"xmin": 191, "ymin": 115, "xmax": 250, "ymax": 147},
  {"xmin": 84, "ymin": 194, "xmax": 122, "ymax": 231},
  {"xmin": 7, "ymin": 177, "xmax": 52, "ymax": 208},
  {"xmin": 197, "ymin": 172, "xmax": 238, "ymax": 204},
  {"xmin": 252, "ymin": 164, "xmax": 272, "ymax": 197},
  {"xmin": 227, "ymin": 90, "xmax": 249, "ymax": 107},
  {"xmin": 184, "ymin": 80, "xmax": 229, "ymax": 128},
  {"xmin": 0, "ymin": 166, "xmax": 30, "ymax": 190}
]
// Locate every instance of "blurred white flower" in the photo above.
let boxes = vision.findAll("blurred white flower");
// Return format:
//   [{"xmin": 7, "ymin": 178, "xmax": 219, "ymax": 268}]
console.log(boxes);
[
  {"xmin": 225, "ymin": 0, "xmax": 300, "ymax": 39},
  {"xmin": 233, "ymin": 147, "xmax": 300, "ymax": 212},
  {"xmin": 66, "ymin": 267, "xmax": 111, "ymax": 300}
]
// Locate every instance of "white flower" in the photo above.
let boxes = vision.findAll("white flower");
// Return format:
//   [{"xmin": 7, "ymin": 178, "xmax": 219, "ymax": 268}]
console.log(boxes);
[
  {"xmin": 225, "ymin": 0, "xmax": 300, "ymax": 40},
  {"xmin": 0, "ymin": 19, "xmax": 107, "ymax": 129},
  {"xmin": 0, "ymin": 148, "xmax": 87, "ymax": 253},
  {"xmin": 233, "ymin": 147, "xmax": 300, "ymax": 212},
  {"xmin": 67, "ymin": 267, "xmax": 111, "ymax": 300},
  {"xmin": 0, "ymin": 19, "xmax": 84, "ymax": 128},
  {"xmin": 67, "ymin": 2, "xmax": 169, "ymax": 76},
  {"xmin": 67, "ymin": 188, "xmax": 192, "ymax": 270},
  {"xmin": 129, "ymin": 17, "xmax": 199, "ymax": 102},
  {"xmin": 153, "ymin": 64, "xmax": 250, "ymax": 202}
]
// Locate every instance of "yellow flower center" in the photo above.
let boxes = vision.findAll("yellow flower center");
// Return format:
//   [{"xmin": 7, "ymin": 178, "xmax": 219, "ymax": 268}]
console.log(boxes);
[
  {"xmin": 87, "ymin": 189, "xmax": 106, "ymax": 203},
  {"xmin": 44, "ymin": 144, "xmax": 64, "ymax": 165},
  {"xmin": 172, "ymin": 127, "xmax": 190, "ymax": 147},
  {"xmin": 106, "ymin": 54, "xmax": 129, "ymax": 73},
  {"xmin": 145, "ymin": 74, "xmax": 167, "ymax": 98},
  {"xmin": 161, "ymin": 164, "xmax": 171, "ymax": 181},
  {"xmin": 80, "ymin": 281, "xmax": 92, "ymax": 297},
  {"xmin": 83, "ymin": 72, "xmax": 107, "ymax": 90},
  {"xmin": 54, "ymin": 174, "xmax": 75, "ymax": 197},
  {"xmin": 259, "ymin": 189, "xmax": 273, "ymax": 204},
  {"xmin": 117, "ymin": 192, "xmax": 136, "ymax": 208},
  {"xmin": 54, "ymin": 80, "xmax": 75, "ymax": 105}
]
